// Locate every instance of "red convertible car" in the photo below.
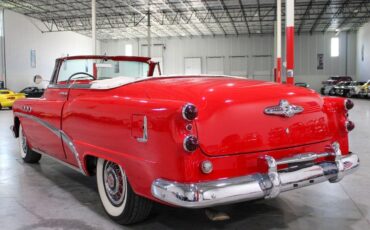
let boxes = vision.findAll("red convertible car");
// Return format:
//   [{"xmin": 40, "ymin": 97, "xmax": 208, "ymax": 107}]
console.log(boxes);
[{"xmin": 11, "ymin": 55, "xmax": 359, "ymax": 224}]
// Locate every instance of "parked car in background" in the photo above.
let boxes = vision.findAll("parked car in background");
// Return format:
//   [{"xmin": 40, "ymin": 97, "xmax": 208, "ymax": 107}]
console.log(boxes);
[
  {"xmin": 19, "ymin": 87, "xmax": 44, "ymax": 98},
  {"xmin": 358, "ymin": 80, "xmax": 370, "ymax": 98},
  {"xmin": 0, "ymin": 89, "xmax": 25, "ymax": 109},
  {"xmin": 11, "ymin": 55, "xmax": 360, "ymax": 224},
  {"xmin": 322, "ymin": 76, "xmax": 353, "ymax": 85},
  {"xmin": 321, "ymin": 76, "xmax": 353, "ymax": 95},
  {"xmin": 321, "ymin": 82, "xmax": 337, "ymax": 95},
  {"xmin": 295, "ymin": 82, "xmax": 310, "ymax": 88},
  {"xmin": 333, "ymin": 81, "xmax": 352, "ymax": 96},
  {"xmin": 340, "ymin": 81, "xmax": 366, "ymax": 98}
]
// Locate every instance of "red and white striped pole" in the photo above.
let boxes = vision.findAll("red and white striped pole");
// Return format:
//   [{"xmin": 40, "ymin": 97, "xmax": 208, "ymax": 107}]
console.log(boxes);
[
  {"xmin": 285, "ymin": 0, "xmax": 295, "ymax": 85},
  {"xmin": 276, "ymin": 0, "xmax": 282, "ymax": 83}
]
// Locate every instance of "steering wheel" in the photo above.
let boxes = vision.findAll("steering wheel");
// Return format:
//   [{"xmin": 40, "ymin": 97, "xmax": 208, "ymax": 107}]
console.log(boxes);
[{"xmin": 66, "ymin": 72, "xmax": 95, "ymax": 84}]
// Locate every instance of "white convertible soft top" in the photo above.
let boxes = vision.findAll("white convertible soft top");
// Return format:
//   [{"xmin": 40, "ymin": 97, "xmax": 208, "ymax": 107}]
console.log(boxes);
[
  {"xmin": 89, "ymin": 75, "xmax": 246, "ymax": 90},
  {"xmin": 90, "ymin": 76, "xmax": 147, "ymax": 89}
]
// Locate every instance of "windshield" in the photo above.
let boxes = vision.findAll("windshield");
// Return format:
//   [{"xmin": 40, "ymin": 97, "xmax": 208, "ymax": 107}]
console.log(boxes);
[{"xmin": 57, "ymin": 59, "xmax": 150, "ymax": 83}]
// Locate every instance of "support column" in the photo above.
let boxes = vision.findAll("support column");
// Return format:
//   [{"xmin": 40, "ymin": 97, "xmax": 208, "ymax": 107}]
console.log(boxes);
[
  {"xmin": 92, "ymin": 0, "xmax": 96, "ymax": 55},
  {"xmin": 285, "ymin": 0, "xmax": 294, "ymax": 85},
  {"xmin": 276, "ymin": 0, "xmax": 282, "ymax": 83},
  {"xmin": 147, "ymin": 7, "xmax": 151, "ymax": 57}
]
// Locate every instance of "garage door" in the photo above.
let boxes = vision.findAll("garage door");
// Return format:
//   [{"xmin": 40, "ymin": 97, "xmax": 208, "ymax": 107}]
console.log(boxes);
[
  {"xmin": 249, "ymin": 55, "xmax": 273, "ymax": 81},
  {"xmin": 229, "ymin": 56, "xmax": 248, "ymax": 77},
  {"xmin": 184, "ymin": 57, "xmax": 202, "ymax": 75},
  {"xmin": 206, "ymin": 56, "xmax": 224, "ymax": 75}
]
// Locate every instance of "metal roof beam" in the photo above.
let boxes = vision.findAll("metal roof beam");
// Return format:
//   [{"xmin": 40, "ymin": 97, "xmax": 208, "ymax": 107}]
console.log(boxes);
[
  {"xmin": 338, "ymin": 0, "xmax": 367, "ymax": 29},
  {"xmin": 322, "ymin": 0, "xmax": 351, "ymax": 32},
  {"xmin": 257, "ymin": 0, "xmax": 263, "ymax": 34},
  {"xmin": 218, "ymin": 0, "xmax": 238, "ymax": 35},
  {"xmin": 298, "ymin": 0, "xmax": 313, "ymax": 35},
  {"xmin": 200, "ymin": 0, "xmax": 227, "ymax": 36},
  {"xmin": 309, "ymin": 0, "xmax": 331, "ymax": 34},
  {"xmin": 179, "ymin": 0, "xmax": 214, "ymax": 36},
  {"xmin": 156, "ymin": 0, "xmax": 198, "ymax": 37},
  {"xmin": 238, "ymin": 0, "xmax": 250, "ymax": 35}
]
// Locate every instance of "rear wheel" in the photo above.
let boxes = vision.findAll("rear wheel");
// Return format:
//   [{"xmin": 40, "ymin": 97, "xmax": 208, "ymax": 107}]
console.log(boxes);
[
  {"xmin": 345, "ymin": 91, "xmax": 353, "ymax": 98},
  {"xmin": 19, "ymin": 125, "xmax": 41, "ymax": 163},
  {"xmin": 96, "ymin": 158, "xmax": 152, "ymax": 225}
]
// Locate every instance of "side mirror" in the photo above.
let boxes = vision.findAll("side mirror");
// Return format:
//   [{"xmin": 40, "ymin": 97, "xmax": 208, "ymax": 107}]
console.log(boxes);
[{"xmin": 34, "ymin": 75, "xmax": 43, "ymax": 84}]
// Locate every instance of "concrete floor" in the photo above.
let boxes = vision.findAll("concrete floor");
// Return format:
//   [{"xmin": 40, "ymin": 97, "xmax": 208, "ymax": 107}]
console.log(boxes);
[{"xmin": 0, "ymin": 99, "xmax": 370, "ymax": 230}]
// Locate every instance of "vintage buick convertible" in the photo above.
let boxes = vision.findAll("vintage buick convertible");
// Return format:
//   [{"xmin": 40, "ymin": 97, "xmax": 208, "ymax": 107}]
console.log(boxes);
[{"xmin": 11, "ymin": 55, "xmax": 359, "ymax": 224}]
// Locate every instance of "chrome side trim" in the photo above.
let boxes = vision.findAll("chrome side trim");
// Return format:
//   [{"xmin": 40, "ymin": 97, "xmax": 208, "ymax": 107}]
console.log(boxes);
[
  {"xmin": 60, "ymin": 131, "xmax": 84, "ymax": 172},
  {"xmin": 15, "ymin": 112, "xmax": 60, "ymax": 137},
  {"xmin": 136, "ymin": 115, "xmax": 148, "ymax": 143},
  {"xmin": 32, "ymin": 148, "xmax": 81, "ymax": 173},
  {"xmin": 48, "ymin": 83, "xmax": 92, "ymax": 89},
  {"xmin": 151, "ymin": 143, "xmax": 359, "ymax": 208},
  {"xmin": 14, "ymin": 112, "xmax": 86, "ymax": 175}
]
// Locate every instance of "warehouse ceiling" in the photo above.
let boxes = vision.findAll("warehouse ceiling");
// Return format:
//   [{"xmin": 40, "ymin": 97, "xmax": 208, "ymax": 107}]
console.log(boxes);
[{"xmin": 1, "ymin": 0, "xmax": 369, "ymax": 39}]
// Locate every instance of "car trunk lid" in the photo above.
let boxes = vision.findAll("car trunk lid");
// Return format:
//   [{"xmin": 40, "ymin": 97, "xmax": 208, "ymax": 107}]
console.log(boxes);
[{"xmin": 142, "ymin": 76, "xmax": 331, "ymax": 156}]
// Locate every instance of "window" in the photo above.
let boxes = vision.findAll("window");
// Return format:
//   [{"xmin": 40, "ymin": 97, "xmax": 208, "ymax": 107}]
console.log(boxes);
[
  {"xmin": 125, "ymin": 44, "xmax": 133, "ymax": 56},
  {"xmin": 331, "ymin": 37, "xmax": 339, "ymax": 57},
  {"xmin": 57, "ymin": 59, "xmax": 149, "ymax": 83}
]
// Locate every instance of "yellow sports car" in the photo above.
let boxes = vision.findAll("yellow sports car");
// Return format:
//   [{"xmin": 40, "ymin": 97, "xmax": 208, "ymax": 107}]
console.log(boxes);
[{"xmin": 0, "ymin": 89, "xmax": 26, "ymax": 109}]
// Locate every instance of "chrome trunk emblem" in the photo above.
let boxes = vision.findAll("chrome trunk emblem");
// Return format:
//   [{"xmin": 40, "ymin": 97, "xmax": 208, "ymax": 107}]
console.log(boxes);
[{"xmin": 264, "ymin": 100, "xmax": 304, "ymax": 118}]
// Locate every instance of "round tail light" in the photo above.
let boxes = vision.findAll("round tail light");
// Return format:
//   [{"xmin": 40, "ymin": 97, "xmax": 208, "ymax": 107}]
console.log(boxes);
[
  {"xmin": 346, "ymin": 120, "xmax": 355, "ymax": 132},
  {"xmin": 344, "ymin": 99, "xmax": 354, "ymax": 110},
  {"xmin": 182, "ymin": 103, "xmax": 198, "ymax": 121},
  {"xmin": 183, "ymin": 135, "xmax": 198, "ymax": 152}
]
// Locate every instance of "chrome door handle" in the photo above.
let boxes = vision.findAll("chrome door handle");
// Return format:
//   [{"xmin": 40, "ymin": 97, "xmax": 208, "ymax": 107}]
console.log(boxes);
[{"xmin": 59, "ymin": 92, "xmax": 68, "ymax": 96}]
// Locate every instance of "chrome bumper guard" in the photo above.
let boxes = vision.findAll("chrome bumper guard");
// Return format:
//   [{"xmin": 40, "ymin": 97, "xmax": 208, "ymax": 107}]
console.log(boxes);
[{"xmin": 151, "ymin": 143, "xmax": 359, "ymax": 208}]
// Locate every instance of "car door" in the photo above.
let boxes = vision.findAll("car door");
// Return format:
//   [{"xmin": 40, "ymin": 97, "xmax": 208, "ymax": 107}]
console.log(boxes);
[
  {"xmin": 22, "ymin": 60, "xmax": 69, "ymax": 161},
  {"xmin": 33, "ymin": 86, "xmax": 69, "ymax": 160}
]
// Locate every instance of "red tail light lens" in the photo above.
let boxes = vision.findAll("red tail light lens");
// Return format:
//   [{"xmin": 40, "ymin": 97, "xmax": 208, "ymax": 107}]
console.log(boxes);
[
  {"xmin": 346, "ymin": 120, "xmax": 355, "ymax": 132},
  {"xmin": 182, "ymin": 103, "xmax": 198, "ymax": 121},
  {"xmin": 183, "ymin": 135, "xmax": 198, "ymax": 152},
  {"xmin": 344, "ymin": 99, "xmax": 354, "ymax": 110}
]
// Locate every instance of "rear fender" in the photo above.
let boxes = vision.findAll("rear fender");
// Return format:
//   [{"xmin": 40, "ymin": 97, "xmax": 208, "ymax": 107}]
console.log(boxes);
[{"xmin": 322, "ymin": 96, "xmax": 350, "ymax": 154}]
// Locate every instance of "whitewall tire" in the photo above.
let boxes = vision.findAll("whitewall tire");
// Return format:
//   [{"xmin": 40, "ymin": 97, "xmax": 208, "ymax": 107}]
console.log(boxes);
[
  {"xmin": 96, "ymin": 158, "xmax": 153, "ymax": 224},
  {"xmin": 19, "ymin": 125, "xmax": 41, "ymax": 163}
]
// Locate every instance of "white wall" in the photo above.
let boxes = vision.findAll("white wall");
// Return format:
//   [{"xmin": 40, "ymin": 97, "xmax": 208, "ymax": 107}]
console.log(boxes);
[
  {"xmin": 357, "ymin": 21, "xmax": 370, "ymax": 82},
  {"xmin": 4, "ymin": 10, "xmax": 95, "ymax": 91},
  {"xmin": 100, "ymin": 32, "xmax": 356, "ymax": 91}
]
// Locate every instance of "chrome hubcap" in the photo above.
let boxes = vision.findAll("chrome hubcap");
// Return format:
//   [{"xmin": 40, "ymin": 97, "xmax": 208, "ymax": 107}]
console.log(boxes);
[
  {"xmin": 103, "ymin": 161, "xmax": 126, "ymax": 206},
  {"xmin": 21, "ymin": 130, "xmax": 27, "ymax": 153}
]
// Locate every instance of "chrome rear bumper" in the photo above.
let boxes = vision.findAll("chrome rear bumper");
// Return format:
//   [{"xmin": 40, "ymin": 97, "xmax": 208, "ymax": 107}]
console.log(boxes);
[{"xmin": 151, "ymin": 143, "xmax": 359, "ymax": 208}]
